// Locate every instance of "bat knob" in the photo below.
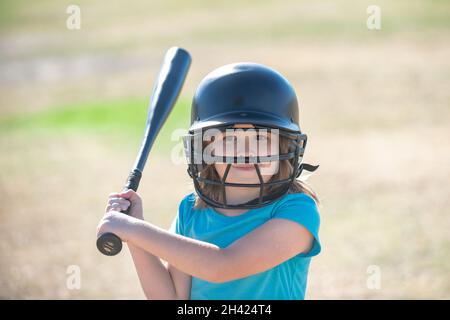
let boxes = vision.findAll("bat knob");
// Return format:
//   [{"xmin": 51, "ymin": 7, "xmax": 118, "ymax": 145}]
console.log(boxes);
[{"xmin": 97, "ymin": 233, "xmax": 123, "ymax": 256}]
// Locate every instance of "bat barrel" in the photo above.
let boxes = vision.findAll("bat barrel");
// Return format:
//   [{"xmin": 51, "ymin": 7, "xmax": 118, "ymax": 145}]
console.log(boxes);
[{"xmin": 135, "ymin": 47, "xmax": 191, "ymax": 172}]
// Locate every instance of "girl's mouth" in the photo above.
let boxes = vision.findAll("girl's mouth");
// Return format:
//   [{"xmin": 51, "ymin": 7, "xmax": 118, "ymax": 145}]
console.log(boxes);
[{"xmin": 232, "ymin": 164, "xmax": 256, "ymax": 171}]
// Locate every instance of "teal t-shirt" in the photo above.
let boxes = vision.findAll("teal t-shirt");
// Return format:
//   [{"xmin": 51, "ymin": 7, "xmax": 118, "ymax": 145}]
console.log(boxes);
[{"xmin": 169, "ymin": 192, "xmax": 321, "ymax": 300}]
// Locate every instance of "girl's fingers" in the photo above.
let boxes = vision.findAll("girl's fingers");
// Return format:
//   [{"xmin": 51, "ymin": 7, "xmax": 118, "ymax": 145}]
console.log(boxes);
[
  {"xmin": 107, "ymin": 198, "xmax": 131, "ymax": 206},
  {"xmin": 107, "ymin": 198, "xmax": 131, "ymax": 207},
  {"xmin": 108, "ymin": 190, "xmax": 141, "ymax": 203},
  {"xmin": 105, "ymin": 199, "xmax": 131, "ymax": 212},
  {"xmin": 111, "ymin": 203, "xmax": 121, "ymax": 209},
  {"xmin": 108, "ymin": 192, "xmax": 121, "ymax": 198},
  {"xmin": 105, "ymin": 204, "xmax": 124, "ymax": 212},
  {"xmin": 118, "ymin": 189, "xmax": 141, "ymax": 202}
]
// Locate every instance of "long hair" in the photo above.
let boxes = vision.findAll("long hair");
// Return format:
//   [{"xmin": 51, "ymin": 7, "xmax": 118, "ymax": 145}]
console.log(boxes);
[{"xmin": 193, "ymin": 134, "xmax": 320, "ymax": 209}]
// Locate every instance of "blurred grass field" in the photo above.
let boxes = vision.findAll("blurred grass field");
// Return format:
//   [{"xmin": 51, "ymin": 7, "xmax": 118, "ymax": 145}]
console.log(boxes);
[{"xmin": 0, "ymin": 0, "xmax": 449, "ymax": 299}]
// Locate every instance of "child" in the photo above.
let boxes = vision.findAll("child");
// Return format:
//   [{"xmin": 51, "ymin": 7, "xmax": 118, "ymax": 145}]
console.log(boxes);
[{"xmin": 97, "ymin": 62, "xmax": 321, "ymax": 300}]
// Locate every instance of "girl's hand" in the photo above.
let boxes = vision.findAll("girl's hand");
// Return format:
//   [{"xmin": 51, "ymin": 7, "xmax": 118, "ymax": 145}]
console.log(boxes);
[
  {"xmin": 105, "ymin": 189, "xmax": 144, "ymax": 220},
  {"xmin": 97, "ymin": 189, "xmax": 144, "ymax": 242},
  {"xmin": 96, "ymin": 210, "xmax": 139, "ymax": 242}
]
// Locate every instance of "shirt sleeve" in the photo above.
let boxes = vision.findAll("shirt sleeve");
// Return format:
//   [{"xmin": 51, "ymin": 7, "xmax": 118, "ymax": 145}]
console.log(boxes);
[
  {"xmin": 272, "ymin": 193, "xmax": 321, "ymax": 258},
  {"xmin": 168, "ymin": 193, "xmax": 196, "ymax": 236}
]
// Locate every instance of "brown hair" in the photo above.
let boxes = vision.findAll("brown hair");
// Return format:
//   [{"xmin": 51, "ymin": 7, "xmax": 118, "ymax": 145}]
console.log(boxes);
[{"xmin": 193, "ymin": 134, "xmax": 320, "ymax": 209}]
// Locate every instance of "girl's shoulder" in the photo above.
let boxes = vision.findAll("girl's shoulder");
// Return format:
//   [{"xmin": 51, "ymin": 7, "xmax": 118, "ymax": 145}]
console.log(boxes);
[
  {"xmin": 271, "ymin": 192, "xmax": 321, "ymax": 225},
  {"xmin": 178, "ymin": 192, "xmax": 197, "ymax": 211},
  {"xmin": 177, "ymin": 192, "xmax": 197, "ymax": 222},
  {"xmin": 274, "ymin": 192, "xmax": 319, "ymax": 210},
  {"xmin": 271, "ymin": 192, "xmax": 321, "ymax": 247}
]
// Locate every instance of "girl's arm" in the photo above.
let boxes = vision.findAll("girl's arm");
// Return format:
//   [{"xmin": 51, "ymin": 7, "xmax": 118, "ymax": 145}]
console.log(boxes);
[
  {"xmin": 127, "ymin": 243, "xmax": 174, "ymax": 299},
  {"xmin": 100, "ymin": 211, "xmax": 314, "ymax": 283},
  {"xmin": 101, "ymin": 191, "xmax": 191, "ymax": 299}
]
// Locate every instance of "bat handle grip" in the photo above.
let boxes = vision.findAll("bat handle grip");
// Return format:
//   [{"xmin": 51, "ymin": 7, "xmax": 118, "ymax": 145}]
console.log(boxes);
[{"xmin": 96, "ymin": 169, "xmax": 142, "ymax": 256}]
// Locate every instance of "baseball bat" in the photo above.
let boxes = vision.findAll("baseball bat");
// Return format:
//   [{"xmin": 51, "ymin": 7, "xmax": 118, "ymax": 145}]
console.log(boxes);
[{"xmin": 97, "ymin": 47, "xmax": 191, "ymax": 256}]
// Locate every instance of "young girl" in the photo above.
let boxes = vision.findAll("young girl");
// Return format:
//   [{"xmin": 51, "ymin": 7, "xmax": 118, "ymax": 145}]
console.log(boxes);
[{"xmin": 97, "ymin": 63, "xmax": 321, "ymax": 300}]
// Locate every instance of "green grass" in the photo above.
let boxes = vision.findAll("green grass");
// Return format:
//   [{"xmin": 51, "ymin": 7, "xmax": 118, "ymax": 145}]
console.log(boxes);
[{"xmin": 0, "ymin": 96, "xmax": 192, "ymax": 153}]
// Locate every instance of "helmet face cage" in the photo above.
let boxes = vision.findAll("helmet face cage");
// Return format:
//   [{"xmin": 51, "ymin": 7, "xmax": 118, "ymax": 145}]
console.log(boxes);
[{"xmin": 183, "ymin": 125, "xmax": 308, "ymax": 209}]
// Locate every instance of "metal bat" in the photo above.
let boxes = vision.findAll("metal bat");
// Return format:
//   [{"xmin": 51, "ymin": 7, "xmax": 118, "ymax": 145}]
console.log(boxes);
[{"xmin": 97, "ymin": 47, "xmax": 191, "ymax": 256}]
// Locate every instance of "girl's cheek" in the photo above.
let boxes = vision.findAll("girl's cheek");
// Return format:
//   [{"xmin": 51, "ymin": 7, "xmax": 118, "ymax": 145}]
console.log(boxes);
[
  {"xmin": 213, "ymin": 163, "xmax": 225, "ymax": 178},
  {"xmin": 260, "ymin": 161, "xmax": 279, "ymax": 176}
]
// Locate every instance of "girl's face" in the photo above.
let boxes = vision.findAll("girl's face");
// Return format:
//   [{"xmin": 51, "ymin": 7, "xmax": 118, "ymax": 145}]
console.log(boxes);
[{"xmin": 212, "ymin": 124, "xmax": 279, "ymax": 184}]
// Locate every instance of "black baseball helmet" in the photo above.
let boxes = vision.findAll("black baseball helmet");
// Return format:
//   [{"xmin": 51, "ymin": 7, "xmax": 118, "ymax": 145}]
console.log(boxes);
[
  {"xmin": 183, "ymin": 62, "xmax": 318, "ymax": 209},
  {"xmin": 190, "ymin": 63, "xmax": 300, "ymax": 132}
]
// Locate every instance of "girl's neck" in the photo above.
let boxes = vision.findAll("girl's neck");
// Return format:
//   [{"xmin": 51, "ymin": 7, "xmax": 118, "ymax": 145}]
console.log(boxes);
[
  {"xmin": 213, "ymin": 187, "xmax": 260, "ymax": 216},
  {"xmin": 213, "ymin": 207, "xmax": 248, "ymax": 216}
]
